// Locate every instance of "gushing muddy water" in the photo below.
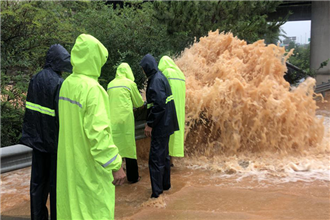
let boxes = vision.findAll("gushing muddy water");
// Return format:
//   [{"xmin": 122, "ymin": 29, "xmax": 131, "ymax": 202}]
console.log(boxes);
[
  {"xmin": 1, "ymin": 31, "xmax": 329, "ymax": 219},
  {"xmin": 177, "ymin": 31, "xmax": 325, "ymax": 156}
]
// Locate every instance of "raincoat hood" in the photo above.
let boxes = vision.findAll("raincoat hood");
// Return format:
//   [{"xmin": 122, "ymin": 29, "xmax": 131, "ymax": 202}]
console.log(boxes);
[
  {"xmin": 158, "ymin": 56, "xmax": 176, "ymax": 72},
  {"xmin": 71, "ymin": 34, "xmax": 108, "ymax": 78},
  {"xmin": 44, "ymin": 44, "xmax": 72, "ymax": 73},
  {"xmin": 116, "ymin": 63, "xmax": 135, "ymax": 81},
  {"xmin": 158, "ymin": 56, "xmax": 186, "ymax": 80},
  {"xmin": 140, "ymin": 54, "xmax": 158, "ymax": 78}
]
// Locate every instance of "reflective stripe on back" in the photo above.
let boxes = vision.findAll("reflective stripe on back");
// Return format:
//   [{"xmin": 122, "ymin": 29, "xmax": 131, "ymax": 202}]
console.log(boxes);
[
  {"xmin": 59, "ymin": 97, "xmax": 82, "ymax": 108},
  {"xmin": 26, "ymin": 101, "xmax": 55, "ymax": 117},
  {"xmin": 107, "ymin": 86, "xmax": 131, "ymax": 91},
  {"xmin": 168, "ymin": 77, "xmax": 185, "ymax": 82}
]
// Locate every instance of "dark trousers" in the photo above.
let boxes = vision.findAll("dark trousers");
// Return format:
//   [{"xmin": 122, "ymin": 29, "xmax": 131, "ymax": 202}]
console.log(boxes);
[
  {"xmin": 125, "ymin": 158, "xmax": 139, "ymax": 183},
  {"xmin": 149, "ymin": 135, "xmax": 171, "ymax": 198},
  {"xmin": 30, "ymin": 149, "xmax": 57, "ymax": 220}
]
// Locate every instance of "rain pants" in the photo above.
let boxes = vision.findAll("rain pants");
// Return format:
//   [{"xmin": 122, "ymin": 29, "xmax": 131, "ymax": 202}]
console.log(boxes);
[
  {"xmin": 107, "ymin": 63, "xmax": 144, "ymax": 159},
  {"xmin": 159, "ymin": 56, "xmax": 186, "ymax": 157},
  {"xmin": 140, "ymin": 54, "xmax": 179, "ymax": 198},
  {"xmin": 57, "ymin": 34, "xmax": 122, "ymax": 220},
  {"xmin": 20, "ymin": 44, "xmax": 71, "ymax": 220}
]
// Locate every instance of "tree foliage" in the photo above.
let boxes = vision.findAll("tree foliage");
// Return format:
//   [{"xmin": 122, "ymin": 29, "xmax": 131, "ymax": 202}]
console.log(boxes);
[
  {"xmin": 1, "ymin": 1, "xmax": 80, "ymax": 146},
  {"xmin": 1, "ymin": 0, "xmax": 287, "ymax": 146},
  {"xmin": 70, "ymin": 1, "xmax": 171, "ymax": 88},
  {"xmin": 1, "ymin": 1, "xmax": 79, "ymax": 74},
  {"xmin": 153, "ymin": 1, "xmax": 285, "ymax": 50},
  {"xmin": 285, "ymin": 42, "xmax": 329, "ymax": 84},
  {"xmin": 287, "ymin": 42, "xmax": 311, "ymax": 74}
]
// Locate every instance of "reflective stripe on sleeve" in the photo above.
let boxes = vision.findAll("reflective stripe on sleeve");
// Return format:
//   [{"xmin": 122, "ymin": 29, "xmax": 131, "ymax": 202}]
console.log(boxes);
[
  {"xmin": 25, "ymin": 101, "xmax": 55, "ymax": 117},
  {"xmin": 102, "ymin": 154, "xmax": 118, "ymax": 168},
  {"xmin": 107, "ymin": 86, "xmax": 131, "ymax": 91},
  {"xmin": 59, "ymin": 97, "xmax": 82, "ymax": 108},
  {"xmin": 147, "ymin": 103, "xmax": 154, "ymax": 109},
  {"xmin": 168, "ymin": 78, "xmax": 185, "ymax": 82},
  {"xmin": 165, "ymin": 95, "xmax": 174, "ymax": 104}
]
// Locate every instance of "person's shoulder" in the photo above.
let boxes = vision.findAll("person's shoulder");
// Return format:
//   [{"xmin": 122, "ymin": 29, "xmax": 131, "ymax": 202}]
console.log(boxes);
[
  {"xmin": 123, "ymin": 78, "xmax": 138, "ymax": 89},
  {"xmin": 155, "ymin": 71, "xmax": 166, "ymax": 78},
  {"xmin": 163, "ymin": 68, "xmax": 176, "ymax": 75},
  {"xmin": 107, "ymin": 78, "xmax": 117, "ymax": 87},
  {"xmin": 33, "ymin": 68, "xmax": 61, "ymax": 84},
  {"xmin": 32, "ymin": 68, "xmax": 47, "ymax": 79},
  {"xmin": 152, "ymin": 72, "xmax": 165, "ymax": 82},
  {"xmin": 96, "ymin": 83, "xmax": 106, "ymax": 91}
]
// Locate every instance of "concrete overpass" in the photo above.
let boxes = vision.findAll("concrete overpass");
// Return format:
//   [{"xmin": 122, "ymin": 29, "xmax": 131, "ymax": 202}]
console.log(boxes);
[
  {"xmin": 268, "ymin": 1, "xmax": 312, "ymax": 21},
  {"xmin": 269, "ymin": 1, "xmax": 330, "ymax": 86}
]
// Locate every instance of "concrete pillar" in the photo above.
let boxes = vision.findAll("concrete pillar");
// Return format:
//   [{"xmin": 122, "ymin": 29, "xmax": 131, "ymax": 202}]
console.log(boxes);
[{"xmin": 311, "ymin": 1, "xmax": 330, "ymax": 85}]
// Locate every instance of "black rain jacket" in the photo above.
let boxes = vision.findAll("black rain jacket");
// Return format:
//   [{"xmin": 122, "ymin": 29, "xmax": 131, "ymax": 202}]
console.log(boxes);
[
  {"xmin": 140, "ymin": 54, "xmax": 179, "ymax": 138},
  {"xmin": 20, "ymin": 44, "xmax": 72, "ymax": 153}
]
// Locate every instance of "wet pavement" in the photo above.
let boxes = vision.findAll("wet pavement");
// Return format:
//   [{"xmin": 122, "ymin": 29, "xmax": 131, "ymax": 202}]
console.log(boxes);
[
  {"xmin": 1, "ymin": 94, "xmax": 329, "ymax": 220},
  {"xmin": 1, "ymin": 163, "xmax": 330, "ymax": 220}
]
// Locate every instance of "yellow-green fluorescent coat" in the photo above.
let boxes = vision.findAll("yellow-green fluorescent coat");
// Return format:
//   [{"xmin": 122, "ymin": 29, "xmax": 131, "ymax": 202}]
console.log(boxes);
[
  {"xmin": 57, "ymin": 34, "xmax": 122, "ymax": 220},
  {"xmin": 158, "ymin": 56, "xmax": 186, "ymax": 157},
  {"xmin": 107, "ymin": 63, "xmax": 144, "ymax": 159}
]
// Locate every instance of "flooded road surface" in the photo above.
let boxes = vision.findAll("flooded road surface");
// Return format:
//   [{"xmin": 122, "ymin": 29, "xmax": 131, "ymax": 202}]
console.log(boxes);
[
  {"xmin": 1, "ymin": 162, "xmax": 329, "ymax": 219},
  {"xmin": 1, "ymin": 96, "xmax": 330, "ymax": 220},
  {"xmin": 115, "ymin": 164, "xmax": 330, "ymax": 220}
]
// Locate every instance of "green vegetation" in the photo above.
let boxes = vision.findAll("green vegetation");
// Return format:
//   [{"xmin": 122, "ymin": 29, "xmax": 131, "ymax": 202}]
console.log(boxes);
[
  {"xmin": 1, "ymin": 1, "xmax": 80, "ymax": 146},
  {"xmin": 1, "ymin": 1, "xmax": 285, "ymax": 146},
  {"xmin": 286, "ymin": 42, "xmax": 329, "ymax": 84},
  {"xmin": 288, "ymin": 42, "xmax": 311, "ymax": 73},
  {"xmin": 154, "ymin": 1, "xmax": 285, "ymax": 47}
]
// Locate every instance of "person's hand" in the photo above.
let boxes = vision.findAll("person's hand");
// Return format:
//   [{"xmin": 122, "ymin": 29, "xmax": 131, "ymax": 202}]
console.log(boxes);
[
  {"xmin": 112, "ymin": 167, "xmax": 126, "ymax": 186},
  {"xmin": 144, "ymin": 124, "xmax": 152, "ymax": 137}
]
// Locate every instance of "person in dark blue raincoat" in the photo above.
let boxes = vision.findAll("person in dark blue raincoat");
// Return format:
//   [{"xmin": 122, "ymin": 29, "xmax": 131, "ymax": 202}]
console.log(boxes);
[
  {"xmin": 140, "ymin": 54, "xmax": 179, "ymax": 198},
  {"xmin": 20, "ymin": 44, "xmax": 72, "ymax": 220}
]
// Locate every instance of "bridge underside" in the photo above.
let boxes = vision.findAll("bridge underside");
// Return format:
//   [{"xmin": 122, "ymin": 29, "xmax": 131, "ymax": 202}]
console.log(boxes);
[
  {"xmin": 268, "ymin": 1, "xmax": 311, "ymax": 21},
  {"xmin": 269, "ymin": 1, "xmax": 329, "ymax": 86}
]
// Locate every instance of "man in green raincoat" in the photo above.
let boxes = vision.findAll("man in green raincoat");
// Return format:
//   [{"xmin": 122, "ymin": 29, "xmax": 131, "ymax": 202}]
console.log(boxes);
[
  {"xmin": 158, "ymin": 56, "xmax": 186, "ymax": 159},
  {"xmin": 57, "ymin": 34, "xmax": 126, "ymax": 220},
  {"xmin": 107, "ymin": 63, "xmax": 144, "ymax": 183}
]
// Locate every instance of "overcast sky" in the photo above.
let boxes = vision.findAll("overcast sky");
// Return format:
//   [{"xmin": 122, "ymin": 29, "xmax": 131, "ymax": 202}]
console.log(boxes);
[{"xmin": 280, "ymin": 20, "xmax": 311, "ymax": 44}]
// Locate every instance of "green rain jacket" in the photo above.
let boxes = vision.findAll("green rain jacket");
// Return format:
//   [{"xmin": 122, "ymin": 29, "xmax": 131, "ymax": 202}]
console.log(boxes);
[
  {"xmin": 158, "ymin": 56, "xmax": 186, "ymax": 157},
  {"xmin": 57, "ymin": 34, "xmax": 122, "ymax": 220},
  {"xmin": 107, "ymin": 63, "xmax": 144, "ymax": 159}
]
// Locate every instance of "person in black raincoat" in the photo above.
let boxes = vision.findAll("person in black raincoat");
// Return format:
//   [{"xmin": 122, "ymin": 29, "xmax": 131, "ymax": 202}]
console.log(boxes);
[
  {"xmin": 20, "ymin": 44, "xmax": 72, "ymax": 220},
  {"xmin": 140, "ymin": 54, "xmax": 179, "ymax": 198}
]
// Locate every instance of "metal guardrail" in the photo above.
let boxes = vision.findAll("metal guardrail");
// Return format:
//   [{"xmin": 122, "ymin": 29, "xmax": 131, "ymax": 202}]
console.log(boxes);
[
  {"xmin": 1, "ymin": 106, "xmax": 148, "ymax": 174},
  {"xmin": 315, "ymin": 79, "xmax": 330, "ymax": 96},
  {"xmin": 135, "ymin": 120, "xmax": 147, "ymax": 140},
  {"xmin": 0, "ymin": 144, "xmax": 33, "ymax": 174}
]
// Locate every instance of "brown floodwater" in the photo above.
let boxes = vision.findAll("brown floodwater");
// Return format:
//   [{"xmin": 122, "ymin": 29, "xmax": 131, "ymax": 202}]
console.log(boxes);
[
  {"xmin": 1, "ymin": 108, "xmax": 329, "ymax": 219},
  {"xmin": 1, "ymin": 156, "xmax": 330, "ymax": 219},
  {"xmin": 1, "ymin": 31, "xmax": 330, "ymax": 219}
]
